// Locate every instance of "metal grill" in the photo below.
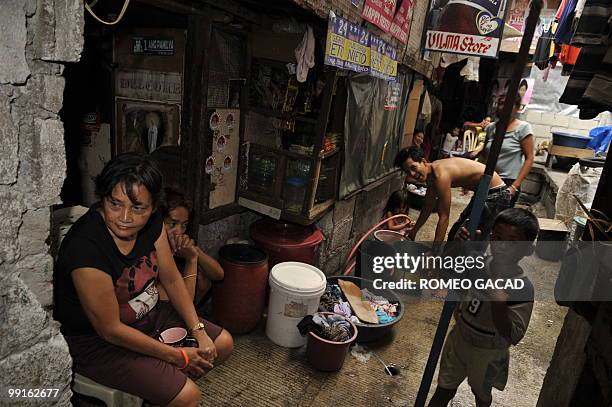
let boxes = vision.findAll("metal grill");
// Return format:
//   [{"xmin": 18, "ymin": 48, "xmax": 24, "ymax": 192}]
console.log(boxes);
[{"xmin": 207, "ymin": 29, "xmax": 246, "ymax": 108}]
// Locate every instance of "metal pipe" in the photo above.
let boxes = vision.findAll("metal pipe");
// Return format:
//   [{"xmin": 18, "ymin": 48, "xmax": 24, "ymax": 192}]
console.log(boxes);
[{"xmin": 414, "ymin": 1, "xmax": 544, "ymax": 405}]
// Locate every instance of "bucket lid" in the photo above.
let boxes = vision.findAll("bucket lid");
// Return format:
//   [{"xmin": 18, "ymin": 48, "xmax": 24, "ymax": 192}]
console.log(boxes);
[
  {"xmin": 270, "ymin": 262, "xmax": 326, "ymax": 293},
  {"xmin": 251, "ymin": 218, "xmax": 323, "ymax": 247},
  {"xmin": 219, "ymin": 244, "xmax": 267, "ymax": 265}
]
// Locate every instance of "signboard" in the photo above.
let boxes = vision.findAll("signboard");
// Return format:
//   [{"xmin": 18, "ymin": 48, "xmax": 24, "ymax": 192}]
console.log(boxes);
[
  {"xmin": 325, "ymin": 15, "xmax": 347, "ymax": 69},
  {"xmin": 384, "ymin": 44, "xmax": 398, "ymax": 80},
  {"xmin": 115, "ymin": 70, "xmax": 182, "ymax": 102},
  {"xmin": 370, "ymin": 35, "xmax": 386, "ymax": 79},
  {"xmin": 325, "ymin": 14, "xmax": 398, "ymax": 81},
  {"xmin": 423, "ymin": 0, "xmax": 507, "ymax": 58},
  {"xmin": 344, "ymin": 22, "xmax": 371, "ymax": 74},
  {"xmin": 209, "ymin": 109, "xmax": 240, "ymax": 209},
  {"xmin": 132, "ymin": 37, "xmax": 175, "ymax": 56},
  {"xmin": 362, "ymin": 0, "xmax": 397, "ymax": 33},
  {"xmin": 384, "ymin": 81, "xmax": 403, "ymax": 110},
  {"xmin": 390, "ymin": 0, "xmax": 414, "ymax": 44}
]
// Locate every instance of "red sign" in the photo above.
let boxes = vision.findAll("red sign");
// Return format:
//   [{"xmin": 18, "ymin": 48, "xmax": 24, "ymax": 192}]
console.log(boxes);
[
  {"xmin": 362, "ymin": 0, "xmax": 397, "ymax": 33},
  {"xmin": 390, "ymin": 0, "xmax": 413, "ymax": 44}
]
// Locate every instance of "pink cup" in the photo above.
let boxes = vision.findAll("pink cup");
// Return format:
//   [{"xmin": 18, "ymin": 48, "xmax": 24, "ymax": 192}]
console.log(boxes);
[{"xmin": 159, "ymin": 327, "xmax": 187, "ymax": 346}]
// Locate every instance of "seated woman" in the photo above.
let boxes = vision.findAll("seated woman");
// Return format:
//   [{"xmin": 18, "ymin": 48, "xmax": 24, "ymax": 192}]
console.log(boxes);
[
  {"xmin": 158, "ymin": 187, "xmax": 224, "ymax": 307},
  {"xmin": 53, "ymin": 153, "xmax": 233, "ymax": 407}
]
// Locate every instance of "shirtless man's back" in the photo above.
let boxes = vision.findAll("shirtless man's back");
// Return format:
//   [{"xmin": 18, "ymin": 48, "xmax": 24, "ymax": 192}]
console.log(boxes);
[{"xmin": 395, "ymin": 147, "xmax": 513, "ymax": 245}]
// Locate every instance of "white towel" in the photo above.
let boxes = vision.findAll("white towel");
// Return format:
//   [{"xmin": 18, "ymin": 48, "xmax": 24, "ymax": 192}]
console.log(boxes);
[{"xmin": 295, "ymin": 26, "xmax": 315, "ymax": 83}]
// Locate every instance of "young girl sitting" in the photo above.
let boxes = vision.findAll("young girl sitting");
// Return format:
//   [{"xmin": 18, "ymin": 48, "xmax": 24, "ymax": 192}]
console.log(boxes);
[
  {"xmin": 383, "ymin": 190, "xmax": 414, "ymax": 235},
  {"xmin": 158, "ymin": 187, "xmax": 225, "ymax": 307}
]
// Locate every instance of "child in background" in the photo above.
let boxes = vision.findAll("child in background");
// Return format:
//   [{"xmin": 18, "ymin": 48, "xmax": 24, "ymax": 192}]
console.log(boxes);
[
  {"xmin": 440, "ymin": 126, "xmax": 461, "ymax": 158},
  {"xmin": 428, "ymin": 208, "xmax": 539, "ymax": 407},
  {"xmin": 158, "ymin": 187, "xmax": 225, "ymax": 307},
  {"xmin": 383, "ymin": 190, "xmax": 414, "ymax": 235}
]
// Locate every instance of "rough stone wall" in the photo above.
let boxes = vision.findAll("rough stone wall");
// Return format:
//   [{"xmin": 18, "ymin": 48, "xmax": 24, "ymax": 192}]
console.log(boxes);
[
  {"xmin": 0, "ymin": 0, "xmax": 83, "ymax": 404},
  {"xmin": 316, "ymin": 174, "xmax": 404, "ymax": 276},
  {"xmin": 198, "ymin": 211, "xmax": 261, "ymax": 259},
  {"xmin": 289, "ymin": 0, "xmax": 434, "ymax": 77}
]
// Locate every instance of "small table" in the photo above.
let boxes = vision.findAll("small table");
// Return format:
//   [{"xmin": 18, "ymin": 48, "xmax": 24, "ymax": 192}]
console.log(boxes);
[{"xmin": 546, "ymin": 144, "xmax": 594, "ymax": 168}]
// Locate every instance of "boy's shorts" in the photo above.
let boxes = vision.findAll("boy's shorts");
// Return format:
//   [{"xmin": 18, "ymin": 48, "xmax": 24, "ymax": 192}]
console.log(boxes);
[{"xmin": 437, "ymin": 328, "xmax": 510, "ymax": 402}]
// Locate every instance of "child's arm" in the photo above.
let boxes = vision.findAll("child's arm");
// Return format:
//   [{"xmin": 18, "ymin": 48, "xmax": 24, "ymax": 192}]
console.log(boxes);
[
  {"xmin": 385, "ymin": 211, "xmax": 409, "ymax": 231},
  {"xmin": 196, "ymin": 246, "xmax": 224, "ymax": 281},
  {"xmin": 490, "ymin": 289, "xmax": 534, "ymax": 345}
]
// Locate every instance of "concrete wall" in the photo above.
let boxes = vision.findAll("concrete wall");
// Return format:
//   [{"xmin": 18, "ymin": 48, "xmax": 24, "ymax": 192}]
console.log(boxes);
[
  {"xmin": 0, "ymin": 0, "xmax": 83, "ymax": 404},
  {"xmin": 198, "ymin": 211, "xmax": 261, "ymax": 259},
  {"xmin": 525, "ymin": 110, "xmax": 609, "ymax": 148},
  {"xmin": 316, "ymin": 173, "xmax": 404, "ymax": 275}
]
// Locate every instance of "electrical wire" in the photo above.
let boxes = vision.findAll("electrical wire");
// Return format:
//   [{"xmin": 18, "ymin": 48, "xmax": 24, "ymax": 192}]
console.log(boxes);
[{"xmin": 84, "ymin": 0, "xmax": 131, "ymax": 26}]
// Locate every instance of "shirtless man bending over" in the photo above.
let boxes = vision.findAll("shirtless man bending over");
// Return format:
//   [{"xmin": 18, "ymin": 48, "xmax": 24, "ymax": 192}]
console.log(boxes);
[{"xmin": 394, "ymin": 146, "xmax": 513, "ymax": 249}]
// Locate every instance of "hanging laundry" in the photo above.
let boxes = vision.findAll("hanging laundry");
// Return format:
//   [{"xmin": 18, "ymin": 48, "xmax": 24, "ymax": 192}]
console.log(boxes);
[
  {"xmin": 582, "ymin": 45, "xmax": 612, "ymax": 112},
  {"xmin": 533, "ymin": 24, "xmax": 555, "ymax": 70},
  {"xmin": 295, "ymin": 26, "xmax": 315, "ymax": 83},
  {"xmin": 555, "ymin": 0, "xmax": 578, "ymax": 45},
  {"xmin": 571, "ymin": 0, "xmax": 612, "ymax": 46}
]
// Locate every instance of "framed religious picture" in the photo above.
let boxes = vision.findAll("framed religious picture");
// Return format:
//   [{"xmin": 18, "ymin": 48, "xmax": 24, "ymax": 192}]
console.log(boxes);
[{"xmin": 115, "ymin": 98, "xmax": 181, "ymax": 155}]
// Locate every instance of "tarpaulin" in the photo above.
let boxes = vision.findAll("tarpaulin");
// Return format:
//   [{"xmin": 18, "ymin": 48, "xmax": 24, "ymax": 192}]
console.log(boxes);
[{"xmin": 340, "ymin": 72, "xmax": 412, "ymax": 198}]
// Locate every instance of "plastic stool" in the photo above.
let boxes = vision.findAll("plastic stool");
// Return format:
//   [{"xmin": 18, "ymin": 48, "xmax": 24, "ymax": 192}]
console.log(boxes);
[{"xmin": 73, "ymin": 374, "xmax": 142, "ymax": 407}]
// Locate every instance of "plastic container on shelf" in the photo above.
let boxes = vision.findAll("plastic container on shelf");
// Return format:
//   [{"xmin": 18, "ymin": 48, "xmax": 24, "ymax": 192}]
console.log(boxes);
[
  {"xmin": 283, "ymin": 177, "xmax": 307, "ymax": 213},
  {"xmin": 266, "ymin": 262, "xmax": 327, "ymax": 348}
]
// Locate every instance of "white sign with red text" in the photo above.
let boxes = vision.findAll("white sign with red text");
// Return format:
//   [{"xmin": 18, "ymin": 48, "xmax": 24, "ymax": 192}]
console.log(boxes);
[{"xmin": 425, "ymin": 31, "xmax": 498, "ymax": 57}]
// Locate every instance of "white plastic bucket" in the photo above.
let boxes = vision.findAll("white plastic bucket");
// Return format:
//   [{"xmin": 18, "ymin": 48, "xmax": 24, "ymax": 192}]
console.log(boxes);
[{"xmin": 266, "ymin": 261, "xmax": 327, "ymax": 348}]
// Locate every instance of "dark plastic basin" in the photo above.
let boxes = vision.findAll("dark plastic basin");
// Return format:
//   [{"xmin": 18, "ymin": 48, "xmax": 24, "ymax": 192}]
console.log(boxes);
[
  {"xmin": 326, "ymin": 276, "xmax": 405, "ymax": 343},
  {"xmin": 552, "ymin": 132, "xmax": 591, "ymax": 149}
]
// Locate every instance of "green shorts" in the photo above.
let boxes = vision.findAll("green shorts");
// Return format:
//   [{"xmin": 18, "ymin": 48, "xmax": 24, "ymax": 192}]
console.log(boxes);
[{"xmin": 437, "ymin": 328, "xmax": 510, "ymax": 402}]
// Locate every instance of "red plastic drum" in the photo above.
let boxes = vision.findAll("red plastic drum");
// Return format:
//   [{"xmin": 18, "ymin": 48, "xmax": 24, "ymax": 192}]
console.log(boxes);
[
  {"xmin": 250, "ymin": 219, "xmax": 324, "ymax": 267},
  {"xmin": 212, "ymin": 244, "xmax": 268, "ymax": 334}
]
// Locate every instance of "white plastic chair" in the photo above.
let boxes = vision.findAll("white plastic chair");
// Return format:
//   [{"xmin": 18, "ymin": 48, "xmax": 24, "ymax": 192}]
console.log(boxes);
[{"xmin": 73, "ymin": 373, "xmax": 142, "ymax": 407}]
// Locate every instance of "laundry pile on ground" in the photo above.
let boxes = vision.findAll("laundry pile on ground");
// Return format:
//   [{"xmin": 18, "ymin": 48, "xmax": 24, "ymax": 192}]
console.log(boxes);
[
  {"xmin": 318, "ymin": 283, "xmax": 399, "ymax": 324},
  {"xmin": 297, "ymin": 313, "xmax": 353, "ymax": 342},
  {"xmin": 407, "ymin": 183, "xmax": 427, "ymax": 197}
]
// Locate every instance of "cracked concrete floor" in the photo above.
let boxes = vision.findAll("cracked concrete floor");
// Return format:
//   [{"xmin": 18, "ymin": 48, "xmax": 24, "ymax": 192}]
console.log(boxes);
[{"xmin": 198, "ymin": 191, "xmax": 567, "ymax": 406}]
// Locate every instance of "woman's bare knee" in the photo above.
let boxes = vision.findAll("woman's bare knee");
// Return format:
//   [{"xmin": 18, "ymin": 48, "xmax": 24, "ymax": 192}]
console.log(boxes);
[
  {"xmin": 214, "ymin": 329, "xmax": 234, "ymax": 365},
  {"xmin": 167, "ymin": 379, "xmax": 200, "ymax": 407}
]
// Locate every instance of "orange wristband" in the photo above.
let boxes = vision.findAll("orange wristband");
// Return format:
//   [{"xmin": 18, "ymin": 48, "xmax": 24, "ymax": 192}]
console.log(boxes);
[{"xmin": 178, "ymin": 349, "xmax": 189, "ymax": 370}]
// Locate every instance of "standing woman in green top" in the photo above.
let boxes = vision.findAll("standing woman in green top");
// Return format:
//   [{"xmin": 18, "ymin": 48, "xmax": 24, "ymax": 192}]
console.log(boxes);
[{"xmin": 479, "ymin": 93, "xmax": 535, "ymax": 205}]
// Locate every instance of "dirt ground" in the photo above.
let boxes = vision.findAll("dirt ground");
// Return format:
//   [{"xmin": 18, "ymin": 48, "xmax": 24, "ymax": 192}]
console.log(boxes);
[{"xmin": 197, "ymin": 191, "xmax": 567, "ymax": 406}]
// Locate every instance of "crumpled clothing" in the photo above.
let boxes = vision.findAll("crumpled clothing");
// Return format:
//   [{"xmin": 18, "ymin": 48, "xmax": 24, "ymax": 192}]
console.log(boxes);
[
  {"xmin": 295, "ymin": 26, "xmax": 315, "ymax": 83},
  {"xmin": 298, "ymin": 313, "xmax": 353, "ymax": 342},
  {"xmin": 319, "ymin": 284, "xmax": 343, "ymax": 312},
  {"xmin": 362, "ymin": 289, "xmax": 390, "ymax": 304},
  {"xmin": 376, "ymin": 309, "xmax": 396, "ymax": 324},
  {"xmin": 333, "ymin": 300, "xmax": 352, "ymax": 318}
]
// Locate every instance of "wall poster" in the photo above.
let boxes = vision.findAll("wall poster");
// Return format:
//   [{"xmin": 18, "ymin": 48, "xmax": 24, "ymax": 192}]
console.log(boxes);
[
  {"xmin": 390, "ymin": 0, "xmax": 414, "ymax": 44},
  {"xmin": 423, "ymin": 0, "xmax": 508, "ymax": 58},
  {"xmin": 115, "ymin": 98, "xmax": 181, "ymax": 155},
  {"xmin": 362, "ymin": 0, "xmax": 398, "ymax": 33},
  {"xmin": 208, "ymin": 108, "xmax": 240, "ymax": 209}
]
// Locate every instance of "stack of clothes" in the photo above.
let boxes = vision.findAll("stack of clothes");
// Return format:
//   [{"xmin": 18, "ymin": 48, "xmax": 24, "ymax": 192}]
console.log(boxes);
[
  {"xmin": 318, "ymin": 284, "xmax": 399, "ymax": 324},
  {"xmin": 298, "ymin": 313, "xmax": 353, "ymax": 342}
]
